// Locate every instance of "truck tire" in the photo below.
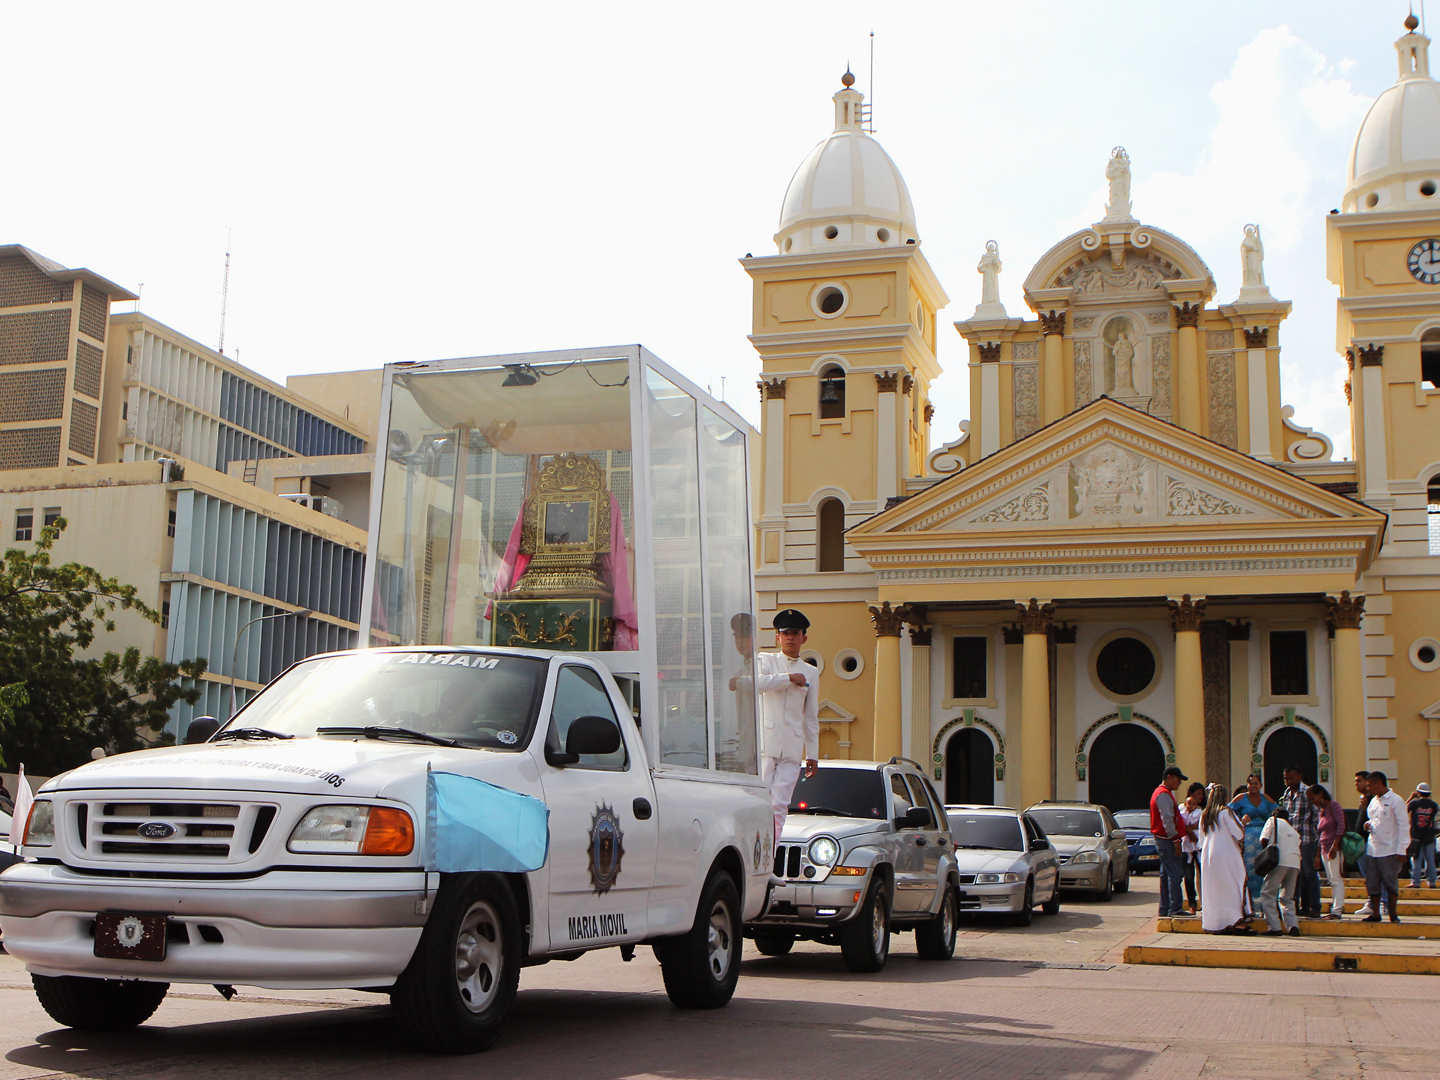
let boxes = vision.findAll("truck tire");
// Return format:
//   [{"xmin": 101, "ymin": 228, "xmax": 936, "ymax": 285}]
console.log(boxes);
[
  {"xmin": 390, "ymin": 873, "xmax": 521, "ymax": 1054},
  {"xmin": 915, "ymin": 884, "xmax": 958, "ymax": 960},
  {"xmin": 656, "ymin": 868, "xmax": 741, "ymax": 1009},
  {"xmin": 32, "ymin": 975, "xmax": 168, "ymax": 1030},
  {"xmin": 839, "ymin": 876, "xmax": 891, "ymax": 973},
  {"xmin": 752, "ymin": 931, "xmax": 795, "ymax": 956}
]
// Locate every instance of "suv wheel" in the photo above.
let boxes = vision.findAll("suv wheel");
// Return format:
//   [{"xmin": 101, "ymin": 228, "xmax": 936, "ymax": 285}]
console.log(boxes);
[
  {"xmin": 656, "ymin": 867, "xmax": 742, "ymax": 1008},
  {"xmin": 840, "ymin": 876, "xmax": 891, "ymax": 972},
  {"xmin": 916, "ymin": 884, "xmax": 958, "ymax": 960},
  {"xmin": 1012, "ymin": 878, "xmax": 1035, "ymax": 926},
  {"xmin": 390, "ymin": 872, "xmax": 521, "ymax": 1054}
]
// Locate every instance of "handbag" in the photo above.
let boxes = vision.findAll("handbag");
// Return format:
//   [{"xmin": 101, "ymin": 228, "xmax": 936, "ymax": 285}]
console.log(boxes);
[
  {"xmin": 1254, "ymin": 843, "xmax": 1280, "ymax": 876},
  {"xmin": 1340, "ymin": 831, "xmax": 1366, "ymax": 864}
]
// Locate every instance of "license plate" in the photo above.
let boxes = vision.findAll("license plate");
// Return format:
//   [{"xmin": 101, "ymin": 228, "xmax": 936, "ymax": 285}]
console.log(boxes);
[{"xmin": 94, "ymin": 913, "xmax": 168, "ymax": 962}]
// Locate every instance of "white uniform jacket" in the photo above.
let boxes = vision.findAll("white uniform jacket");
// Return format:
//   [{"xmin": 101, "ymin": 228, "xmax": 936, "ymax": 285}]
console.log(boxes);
[{"xmin": 754, "ymin": 651, "xmax": 819, "ymax": 764}]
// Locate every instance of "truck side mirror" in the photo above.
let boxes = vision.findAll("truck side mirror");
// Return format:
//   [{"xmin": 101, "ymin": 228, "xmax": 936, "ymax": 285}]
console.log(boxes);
[
  {"xmin": 897, "ymin": 806, "xmax": 932, "ymax": 829},
  {"xmin": 565, "ymin": 715, "xmax": 621, "ymax": 757}
]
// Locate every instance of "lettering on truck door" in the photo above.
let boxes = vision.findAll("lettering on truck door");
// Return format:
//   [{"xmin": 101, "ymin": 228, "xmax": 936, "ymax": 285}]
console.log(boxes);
[{"xmin": 539, "ymin": 665, "xmax": 656, "ymax": 949}]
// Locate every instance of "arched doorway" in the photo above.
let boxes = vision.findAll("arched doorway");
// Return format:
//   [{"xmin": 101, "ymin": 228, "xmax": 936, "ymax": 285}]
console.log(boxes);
[
  {"xmin": 1262, "ymin": 727, "xmax": 1318, "ymax": 800},
  {"xmin": 1088, "ymin": 723, "xmax": 1165, "ymax": 813},
  {"xmin": 945, "ymin": 728, "xmax": 995, "ymax": 806}
]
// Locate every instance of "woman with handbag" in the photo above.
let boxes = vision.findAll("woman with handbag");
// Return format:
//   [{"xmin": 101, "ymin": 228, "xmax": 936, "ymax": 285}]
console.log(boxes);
[
  {"xmin": 1200, "ymin": 783, "xmax": 1255, "ymax": 934},
  {"xmin": 1258, "ymin": 806, "xmax": 1302, "ymax": 935},
  {"xmin": 1231, "ymin": 773, "xmax": 1279, "ymax": 903}
]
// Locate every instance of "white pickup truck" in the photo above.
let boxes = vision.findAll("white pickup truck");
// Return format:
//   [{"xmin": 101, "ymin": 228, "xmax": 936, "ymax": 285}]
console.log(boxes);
[{"xmin": 0, "ymin": 646, "xmax": 773, "ymax": 1053}]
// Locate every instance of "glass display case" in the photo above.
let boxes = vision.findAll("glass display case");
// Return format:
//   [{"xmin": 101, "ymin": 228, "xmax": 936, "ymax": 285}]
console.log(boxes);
[{"xmin": 360, "ymin": 346, "xmax": 759, "ymax": 776}]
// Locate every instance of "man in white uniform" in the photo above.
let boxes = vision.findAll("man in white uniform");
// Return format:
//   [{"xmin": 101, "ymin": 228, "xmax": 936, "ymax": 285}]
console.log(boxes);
[{"xmin": 754, "ymin": 609, "xmax": 819, "ymax": 845}]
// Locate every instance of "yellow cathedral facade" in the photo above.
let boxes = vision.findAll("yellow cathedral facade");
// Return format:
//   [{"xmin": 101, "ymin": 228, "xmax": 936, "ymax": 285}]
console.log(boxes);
[{"xmin": 745, "ymin": 19, "xmax": 1440, "ymax": 815}]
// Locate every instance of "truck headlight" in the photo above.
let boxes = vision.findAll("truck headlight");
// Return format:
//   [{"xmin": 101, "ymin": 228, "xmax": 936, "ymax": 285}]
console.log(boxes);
[
  {"xmin": 22, "ymin": 801, "xmax": 54, "ymax": 847},
  {"xmin": 807, "ymin": 836, "xmax": 840, "ymax": 867},
  {"xmin": 975, "ymin": 872, "xmax": 1021, "ymax": 884},
  {"xmin": 288, "ymin": 805, "xmax": 414, "ymax": 855},
  {"xmin": 1070, "ymin": 850, "xmax": 1101, "ymax": 864}
]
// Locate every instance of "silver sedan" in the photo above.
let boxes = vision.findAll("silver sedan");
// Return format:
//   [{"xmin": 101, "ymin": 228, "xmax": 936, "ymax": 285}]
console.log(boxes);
[{"xmin": 943, "ymin": 805, "xmax": 1060, "ymax": 926}]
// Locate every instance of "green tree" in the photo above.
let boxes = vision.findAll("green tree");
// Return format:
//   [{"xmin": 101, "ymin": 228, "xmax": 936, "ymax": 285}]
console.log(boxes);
[{"xmin": 0, "ymin": 518, "xmax": 206, "ymax": 775}]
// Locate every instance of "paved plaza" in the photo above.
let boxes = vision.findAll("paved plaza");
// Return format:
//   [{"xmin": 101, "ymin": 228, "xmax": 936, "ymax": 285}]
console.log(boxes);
[{"xmin": 0, "ymin": 877, "xmax": 1437, "ymax": 1079}]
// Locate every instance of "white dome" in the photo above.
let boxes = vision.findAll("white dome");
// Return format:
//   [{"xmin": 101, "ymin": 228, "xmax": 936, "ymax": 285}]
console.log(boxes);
[
  {"xmin": 775, "ymin": 79, "xmax": 918, "ymax": 254},
  {"xmin": 1344, "ymin": 20, "xmax": 1440, "ymax": 212}
]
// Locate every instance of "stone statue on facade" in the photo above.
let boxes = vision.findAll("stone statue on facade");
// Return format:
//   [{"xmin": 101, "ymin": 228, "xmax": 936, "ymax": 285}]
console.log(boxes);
[
  {"xmin": 1238, "ymin": 223, "xmax": 1274, "ymax": 301},
  {"xmin": 972, "ymin": 239, "xmax": 1008, "ymax": 319},
  {"xmin": 1111, "ymin": 328, "xmax": 1136, "ymax": 395},
  {"xmin": 1102, "ymin": 147, "xmax": 1133, "ymax": 223}
]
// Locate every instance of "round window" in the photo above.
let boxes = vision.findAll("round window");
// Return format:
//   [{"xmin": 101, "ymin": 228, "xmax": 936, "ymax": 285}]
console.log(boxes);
[
  {"xmin": 823, "ymin": 225, "xmax": 839, "ymax": 240},
  {"xmin": 1423, "ymin": 180, "xmax": 1437, "ymax": 197},
  {"xmin": 834, "ymin": 649, "xmax": 864, "ymax": 680},
  {"xmin": 876, "ymin": 227, "xmax": 891, "ymax": 243},
  {"xmin": 1411, "ymin": 638, "xmax": 1440, "ymax": 672},
  {"xmin": 813, "ymin": 284, "xmax": 848, "ymax": 318},
  {"xmin": 1096, "ymin": 637, "xmax": 1157, "ymax": 697}
]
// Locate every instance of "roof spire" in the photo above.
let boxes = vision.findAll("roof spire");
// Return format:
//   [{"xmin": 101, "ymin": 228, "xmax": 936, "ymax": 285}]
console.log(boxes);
[
  {"xmin": 1398, "ymin": 10, "xmax": 1431, "ymax": 80},
  {"xmin": 833, "ymin": 67, "xmax": 864, "ymax": 132}
]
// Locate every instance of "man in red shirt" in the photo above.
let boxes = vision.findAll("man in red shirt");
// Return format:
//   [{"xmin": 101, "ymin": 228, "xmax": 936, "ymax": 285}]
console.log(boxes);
[{"xmin": 1150, "ymin": 766, "xmax": 1189, "ymax": 917}]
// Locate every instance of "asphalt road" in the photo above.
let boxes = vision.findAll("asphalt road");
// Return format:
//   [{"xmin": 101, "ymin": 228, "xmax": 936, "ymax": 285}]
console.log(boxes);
[{"xmin": 1, "ymin": 876, "xmax": 1437, "ymax": 1080}]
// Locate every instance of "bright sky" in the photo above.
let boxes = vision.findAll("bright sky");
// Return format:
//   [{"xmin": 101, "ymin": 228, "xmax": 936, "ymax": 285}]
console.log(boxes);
[{"xmin": 3, "ymin": 2, "xmax": 1420, "ymax": 459}]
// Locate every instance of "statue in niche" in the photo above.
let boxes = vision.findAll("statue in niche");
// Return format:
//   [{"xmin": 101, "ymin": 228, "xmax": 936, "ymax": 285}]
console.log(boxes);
[
  {"xmin": 973, "ymin": 240, "xmax": 1006, "ymax": 319},
  {"xmin": 1102, "ymin": 316, "xmax": 1139, "ymax": 396},
  {"xmin": 1238, "ymin": 223, "xmax": 1273, "ymax": 301},
  {"xmin": 1103, "ymin": 147, "xmax": 1133, "ymax": 222}
]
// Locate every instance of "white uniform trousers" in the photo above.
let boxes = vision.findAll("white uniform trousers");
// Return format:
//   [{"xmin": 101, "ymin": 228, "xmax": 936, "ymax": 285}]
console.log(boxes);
[{"xmin": 763, "ymin": 756, "xmax": 803, "ymax": 844}]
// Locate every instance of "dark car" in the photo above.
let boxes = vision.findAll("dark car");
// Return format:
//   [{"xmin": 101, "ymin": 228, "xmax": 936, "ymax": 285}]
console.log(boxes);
[{"xmin": 1113, "ymin": 810, "xmax": 1160, "ymax": 874}]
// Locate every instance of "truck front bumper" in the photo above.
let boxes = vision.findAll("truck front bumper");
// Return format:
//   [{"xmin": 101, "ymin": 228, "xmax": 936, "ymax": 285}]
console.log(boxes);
[
  {"xmin": 747, "ymin": 872, "xmax": 870, "ymax": 930},
  {"xmin": 0, "ymin": 862, "xmax": 429, "ymax": 989}
]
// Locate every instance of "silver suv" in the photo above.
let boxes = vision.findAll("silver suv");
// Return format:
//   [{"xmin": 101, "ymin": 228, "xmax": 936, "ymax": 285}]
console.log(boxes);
[
  {"xmin": 745, "ymin": 759, "xmax": 961, "ymax": 972},
  {"xmin": 1026, "ymin": 801, "xmax": 1132, "ymax": 900}
]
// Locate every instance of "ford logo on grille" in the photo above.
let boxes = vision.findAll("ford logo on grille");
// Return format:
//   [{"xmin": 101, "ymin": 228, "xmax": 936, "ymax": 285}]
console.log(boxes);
[{"xmin": 137, "ymin": 822, "xmax": 176, "ymax": 840}]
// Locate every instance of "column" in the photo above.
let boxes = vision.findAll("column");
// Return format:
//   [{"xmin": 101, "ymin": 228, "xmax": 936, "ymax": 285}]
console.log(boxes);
[
  {"xmin": 1040, "ymin": 310, "xmax": 1066, "ymax": 424},
  {"xmin": 870, "ymin": 601, "xmax": 906, "ymax": 761},
  {"xmin": 875, "ymin": 372, "xmax": 898, "ymax": 504},
  {"xmin": 1328, "ymin": 591, "xmax": 1367, "ymax": 790},
  {"xmin": 759, "ymin": 378, "xmax": 786, "ymax": 566},
  {"xmin": 1174, "ymin": 303, "xmax": 1202, "ymax": 434},
  {"xmin": 909, "ymin": 624, "xmax": 932, "ymax": 773},
  {"xmin": 978, "ymin": 343, "xmax": 1001, "ymax": 457},
  {"xmin": 1016, "ymin": 599, "xmax": 1054, "ymax": 810},
  {"xmin": 1168, "ymin": 594, "xmax": 1207, "ymax": 777},
  {"xmin": 1053, "ymin": 622, "xmax": 1077, "ymax": 799},
  {"xmin": 1243, "ymin": 327, "xmax": 1274, "ymax": 461},
  {"xmin": 1227, "ymin": 620, "xmax": 1251, "ymax": 787},
  {"xmin": 1357, "ymin": 345, "xmax": 1389, "ymax": 502}
]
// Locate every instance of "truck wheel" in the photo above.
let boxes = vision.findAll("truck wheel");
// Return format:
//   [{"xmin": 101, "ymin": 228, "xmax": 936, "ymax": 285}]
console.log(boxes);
[
  {"xmin": 32, "ymin": 975, "xmax": 168, "ymax": 1030},
  {"xmin": 752, "ymin": 932, "xmax": 795, "ymax": 956},
  {"xmin": 1012, "ymin": 878, "xmax": 1035, "ymax": 926},
  {"xmin": 839, "ymin": 877, "xmax": 891, "ymax": 973},
  {"xmin": 916, "ymin": 884, "xmax": 958, "ymax": 960},
  {"xmin": 657, "ymin": 868, "xmax": 741, "ymax": 1009},
  {"xmin": 390, "ymin": 873, "xmax": 521, "ymax": 1054}
]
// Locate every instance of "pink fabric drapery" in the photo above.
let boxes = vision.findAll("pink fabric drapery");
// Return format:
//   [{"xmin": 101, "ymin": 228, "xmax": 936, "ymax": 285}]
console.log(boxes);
[{"xmin": 486, "ymin": 491, "xmax": 637, "ymax": 650}]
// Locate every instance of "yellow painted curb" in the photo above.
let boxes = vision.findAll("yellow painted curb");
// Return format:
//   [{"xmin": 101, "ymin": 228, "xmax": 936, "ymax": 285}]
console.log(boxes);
[
  {"xmin": 1155, "ymin": 916, "xmax": 1440, "ymax": 939},
  {"xmin": 1341, "ymin": 900, "xmax": 1440, "ymax": 916},
  {"xmin": 1124, "ymin": 944, "xmax": 1440, "ymax": 975},
  {"xmin": 1324, "ymin": 885, "xmax": 1440, "ymax": 900}
]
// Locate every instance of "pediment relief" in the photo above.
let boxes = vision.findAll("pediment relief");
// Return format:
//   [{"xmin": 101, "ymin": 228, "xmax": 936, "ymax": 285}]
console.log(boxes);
[
  {"xmin": 1054, "ymin": 253, "xmax": 1181, "ymax": 296},
  {"xmin": 955, "ymin": 438, "xmax": 1266, "ymax": 530}
]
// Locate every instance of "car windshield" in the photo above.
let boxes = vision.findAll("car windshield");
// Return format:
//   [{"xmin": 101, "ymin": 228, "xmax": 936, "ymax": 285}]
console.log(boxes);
[
  {"xmin": 1113, "ymin": 811, "xmax": 1150, "ymax": 829},
  {"xmin": 946, "ymin": 813, "xmax": 1024, "ymax": 851},
  {"xmin": 220, "ymin": 651, "xmax": 548, "ymax": 750},
  {"xmin": 789, "ymin": 768, "xmax": 888, "ymax": 819},
  {"xmin": 1029, "ymin": 807, "xmax": 1106, "ymax": 838}
]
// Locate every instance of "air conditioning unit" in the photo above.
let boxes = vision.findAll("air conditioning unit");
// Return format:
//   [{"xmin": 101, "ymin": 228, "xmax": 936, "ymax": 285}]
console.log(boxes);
[{"xmin": 279, "ymin": 492, "xmax": 345, "ymax": 520}]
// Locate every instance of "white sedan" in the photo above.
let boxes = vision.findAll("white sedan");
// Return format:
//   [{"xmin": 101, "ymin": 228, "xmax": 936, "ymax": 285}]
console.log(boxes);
[{"xmin": 944, "ymin": 805, "xmax": 1061, "ymax": 926}]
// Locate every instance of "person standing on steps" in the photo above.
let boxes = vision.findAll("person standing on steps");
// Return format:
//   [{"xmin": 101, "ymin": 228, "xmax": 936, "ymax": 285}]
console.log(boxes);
[
  {"xmin": 1309, "ymin": 784, "xmax": 1348, "ymax": 920},
  {"xmin": 1181, "ymin": 783, "xmax": 1206, "ymax": 915},
  {"xmin": 1231, "ymin": 773, "xmax": 1279, "ymax": 904},
  {"xmin": 1150, "ymin": 766, "xmax": 1189, "ymax": 918},
  {"xmin": 754, "ymin": 609, "xmax": 819, "ymax": 848},
  {"xmin": 1354, "ymin": 770, "xmax": 1375, "ymax": 916},
  {"xmin": 1408, "ymin": 782, "xmax": 1438, "ymax": 889},
  {"xmin": 1362, "ymin": 771, "xmax": 1410, "ymax": 923},
  {"xmin": 1280, "ymin": 765, "xmax": 1321, "ymax": 919},
  {"xmin": 1258, "ymin": 806, "xmax": 1302, "ymax": 936}
]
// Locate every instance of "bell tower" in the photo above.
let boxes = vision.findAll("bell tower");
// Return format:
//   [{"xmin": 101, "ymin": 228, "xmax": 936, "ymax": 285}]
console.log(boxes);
[
  {"xmin": 743, "ymin": 72, "xmax": 948, "ymax": 759},
  {"xmin": 1325, "ymin": 12, "xmax": 1440, "ymax": 784}
]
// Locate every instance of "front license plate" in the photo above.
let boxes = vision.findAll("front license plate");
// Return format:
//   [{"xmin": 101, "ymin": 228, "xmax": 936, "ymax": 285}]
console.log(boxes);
[{"xmin": 94, "ymin": 913, "xmax": 168, "ymax": 962}]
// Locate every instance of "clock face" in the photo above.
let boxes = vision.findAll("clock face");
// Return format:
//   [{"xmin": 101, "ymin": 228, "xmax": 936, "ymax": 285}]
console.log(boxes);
[{"xmin": 1408, "ymin": 239, "xmax": 1440, "ymax": 284}]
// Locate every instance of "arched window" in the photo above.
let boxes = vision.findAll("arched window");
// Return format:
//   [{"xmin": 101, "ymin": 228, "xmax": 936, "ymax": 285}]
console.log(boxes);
[
  {"xmin": 1429, "ymin": 472, "xmax": 1440, "ymax": 555},
  {"xmin": 1422, "ymin": 329, "xmax": 1440, "ymax": 388},
  {"xmin": 817, "ymin": 498, "xmax": 845, "ymax": 572},
  {"xmin": 818, "ymin": 365, "xmax": 846, "ymax": 419}
]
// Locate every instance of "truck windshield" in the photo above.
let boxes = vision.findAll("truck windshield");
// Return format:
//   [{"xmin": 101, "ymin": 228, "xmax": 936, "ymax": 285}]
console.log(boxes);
[
  {"xmin": 788, "ymin": 768, "xmax": 888, "ymax": 819},
  {"xmin": 222, "ymin": 651, "xmax": 547, "ymax": 750}
]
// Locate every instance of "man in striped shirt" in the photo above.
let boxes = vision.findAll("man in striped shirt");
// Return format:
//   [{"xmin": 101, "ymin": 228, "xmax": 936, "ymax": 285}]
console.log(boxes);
[{"xmin": 1280, "ymin": 766, "xmax": 1321, "ymax": 919}]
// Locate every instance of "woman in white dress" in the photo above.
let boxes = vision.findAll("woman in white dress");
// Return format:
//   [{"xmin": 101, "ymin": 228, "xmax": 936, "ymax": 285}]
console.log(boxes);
[{"xmin": 1199, "ymin": 783, "xmax": 1255, "ymax": 934}]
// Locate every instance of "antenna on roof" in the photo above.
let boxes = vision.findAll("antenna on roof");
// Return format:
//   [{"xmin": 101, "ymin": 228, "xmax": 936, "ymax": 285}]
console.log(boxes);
[
  {"xmin": 134, "ymin": 283, "xmax": 142, "ymax": 314},
  {"xmin": 218, "ymin": 228, "xmax": 231, "ymax": 355},
  {"xmin": 868, "ymin": 31, "xmax": 875, "ymax": 133}
]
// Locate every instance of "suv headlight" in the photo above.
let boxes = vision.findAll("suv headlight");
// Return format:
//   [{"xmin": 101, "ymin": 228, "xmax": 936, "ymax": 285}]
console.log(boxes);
[
  {"xmin": 22, "ymin": 800, "xmax": 54, "ymax": 847},
  {"xmin": 807, "ymin": 836, "xmax": 840, "ymax": 867},
  {"xmin": 288, "ymin": 805, "xmax": 414, "ymax": 855},
  {"xmin": 975, "ymin": 872, "xmax": 1021, "ymax": 884},
  {"xmin": 1070, "ymin": 850, "xmax": 1101, "ymax": 864}
]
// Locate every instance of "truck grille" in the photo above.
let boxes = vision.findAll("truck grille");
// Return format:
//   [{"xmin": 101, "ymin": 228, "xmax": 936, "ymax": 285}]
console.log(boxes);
[
  {"xmin": 76, "ymin": 800, "xmax": 278, "ymax": 862},
  {"xmin": 773, "ymin": 844, "xmax": 805, "ymax": 879}
]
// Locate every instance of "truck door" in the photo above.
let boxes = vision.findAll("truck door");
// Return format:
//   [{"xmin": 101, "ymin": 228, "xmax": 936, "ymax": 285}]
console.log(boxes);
[
  {"xmin": 887, "ymin": 770, "xmax": 927, "ymax": 913},
  {"xmin": 539, "ymin": 664, "xmax": 657, "ymax": 951},
  {"xmin": 904, "ymin": 773, "xmax": 945, "ymax": 910}
]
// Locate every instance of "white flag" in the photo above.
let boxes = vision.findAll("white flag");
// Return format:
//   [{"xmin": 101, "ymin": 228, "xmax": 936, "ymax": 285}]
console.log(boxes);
[{"xmin": 11, "ymin": 765, "xmax": 33, "ymax": 854}]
